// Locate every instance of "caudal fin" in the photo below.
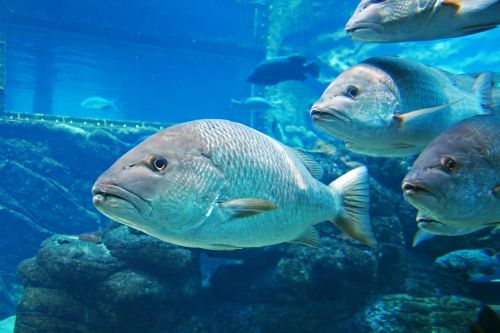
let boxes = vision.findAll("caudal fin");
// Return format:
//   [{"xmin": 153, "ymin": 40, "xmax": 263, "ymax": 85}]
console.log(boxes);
[
  {"xmin": 493, "ymin": 88, "xmax": 500, "ymax": 114},
  {"xmin": 472, "ymin": 72, "xmax": 494, "ymax": 113},
  {"xmin": 329, "ymin": 166, "xmax": 376, "ymax": 247}
]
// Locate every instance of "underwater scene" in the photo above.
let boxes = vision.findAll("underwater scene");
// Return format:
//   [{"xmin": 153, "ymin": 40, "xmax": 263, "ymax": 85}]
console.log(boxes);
[{"xmin": 0, "ymin": 0, "xmax": 499, "ymax": 332}]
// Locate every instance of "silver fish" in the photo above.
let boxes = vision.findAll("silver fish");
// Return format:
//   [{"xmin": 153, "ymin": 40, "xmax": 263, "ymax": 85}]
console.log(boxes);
[
  {"xmin": 92, "ymin": 119, "xmax": 376, "ymax": 250},
  {"xmin": 346, "ymin": 0, "xmax": 500, "ymax": 42},
  {"xmin": 402, "ymin": 115, "xmax": 500, "ymax": 237},
  {"xmin": 81, "ymin": 96, "xmax": 117, "ymax": 111},
  {"xmin": 311, "ymin": 56, "xmax": 495, "ymax": 157}
]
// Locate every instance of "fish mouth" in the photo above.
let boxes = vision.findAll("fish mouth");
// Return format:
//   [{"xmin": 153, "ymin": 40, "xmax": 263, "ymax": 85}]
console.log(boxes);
[
  {"xmin": 345, "ymin": 22, "xmax": 385, "ymax": 35},
  {"xmin": 92, "ymin": 183, "xmax": 152, "ymax": 217},
  {"xmin": 310, "ymin": 107, "xmax": 352, "ymax": 127},
  {"xmin": 402, "ymin": 180, "xmax": 445, "ymax": 205},
  {"xmin": 416, "ymin": 215, "xmax": 442, "ymax": 230}
]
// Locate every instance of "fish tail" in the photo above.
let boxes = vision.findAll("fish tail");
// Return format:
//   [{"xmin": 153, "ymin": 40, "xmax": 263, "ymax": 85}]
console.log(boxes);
[
  {"xmin": 472, "ymin": 72, "xmax": 494, "ymax": 113},
  {"xmin": 493, "ymin": 88, "xmax": 500, "ymax": 114},
  {"xmin": 329, "ymin": 166, "xmax": 376, "ymax": 247},
  {"xmin": 110, "ymin": 99, "xmax": 119, "ymax": 111},
  {"xmin": 305, "ymin": 61, "xmax": 320, "ymax": 78}
]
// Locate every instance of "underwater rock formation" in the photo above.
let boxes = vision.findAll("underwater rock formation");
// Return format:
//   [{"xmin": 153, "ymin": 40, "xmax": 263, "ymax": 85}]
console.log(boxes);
[
  {"xmin": 344, "ymin": 294, "xmax": 480, "ymax": 333},
  {"xmin": 16, "ymin": 229, "xmax": 200, "ymax": 333},
  {"xmin": 0, "ymin": 121, "xmax": 156, "ymax": 273},
  {"xmin": 15, "ymin": 217, "xmax": 482, "ymax": 332},
  {"xmin": 3, "ymin": 118, "xmax": 496, "ymax": 332}
]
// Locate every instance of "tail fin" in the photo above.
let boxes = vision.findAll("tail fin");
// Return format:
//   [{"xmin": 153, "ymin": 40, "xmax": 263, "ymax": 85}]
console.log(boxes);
[
  {"xmin": 305, "ymin": 61, "xmax": 320, "ymax": 78},
  {"xmin": 472, "ymin": 72, "xmax": 494, "ymax": 113},
  {"xmin": 110, "ymin": 99, "xmax": 119, "ymax": 111},
  {"xmin": 329, "ymin": 166, "xmax": 376, "ymax": 247},
  {"xmin": 230, "ymin": 99, "xmax": 240, "ymax": 109},
  {"xmin": 493, "ymin": 88, "xmax": 500, "ymax": 114}
]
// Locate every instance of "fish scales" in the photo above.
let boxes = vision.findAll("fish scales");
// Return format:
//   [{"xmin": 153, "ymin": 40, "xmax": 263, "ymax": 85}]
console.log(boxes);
[{"xmin": 178, "ymin": 121, "xmax": 335, "ymax": 247}]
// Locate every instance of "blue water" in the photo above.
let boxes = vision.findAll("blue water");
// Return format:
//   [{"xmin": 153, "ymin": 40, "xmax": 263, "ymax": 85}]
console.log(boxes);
[
  {"xmin": 5, "ymin": 0, "xmax": 264, "ymax": 124},
  {"xmin": 6, "ymin": 1, "xmax": 500, "ymax": 125}
]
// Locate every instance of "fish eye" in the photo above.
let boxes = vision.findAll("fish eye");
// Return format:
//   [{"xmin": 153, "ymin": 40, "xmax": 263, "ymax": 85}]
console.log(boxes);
[
  {"xmin": 345, "ymin": 85, "xmax": 359, "ymax": 98},
  {"xmin": 148, "ymin": 155, "xmax": 168, "ymax": 171},
  {"xmin": 440, "ymin": 157, "xmax": 457, "ymax": 173}
]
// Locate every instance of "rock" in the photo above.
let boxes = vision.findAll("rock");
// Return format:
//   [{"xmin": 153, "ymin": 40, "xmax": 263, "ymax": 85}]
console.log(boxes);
[
  {"xmin": 0, "ymin": 120, "xmax": 156, "ymax": 273},
  {"xmin": 0, "ymin": 277, "xmax": 15, "ymax": 319},
  {"xmin": 0, "ymin": 204, "xmax": 49, "ymax": 272},
  {"xmin": 15, "ymin": 288, "xmax": 89, "ymax": 333},
  {"xmin": 103, "ymin": 226, "xmax": 199, "ymax": 277},
  {"xmin": 346, "ymin": 294, "xmax": 481, "ymax": 333},
  {"xmin": 0, "ymin": 160, "xmax": 99, "ymax": 234},
  {"xmin": 15, "ymin": 228, "xmax": 202, "ymax": 333}
]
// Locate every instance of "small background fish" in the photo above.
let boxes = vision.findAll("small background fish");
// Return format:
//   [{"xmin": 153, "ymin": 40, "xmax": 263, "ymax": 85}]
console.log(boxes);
[{"xmin": 80, "ymin": 96, "xmax": 118, "ymax": 111}]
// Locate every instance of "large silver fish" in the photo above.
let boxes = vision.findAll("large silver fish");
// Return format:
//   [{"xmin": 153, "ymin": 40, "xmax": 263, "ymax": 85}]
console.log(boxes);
[
  {"xmin": 402, "ymin": 115, "xmax": 500, "ymax": 240},
  {"xmin": 92, "ymin": 119, "xmax": 376, "ymax": 250},
  {"xmin": 311, "ymin": 56, "xmax": 496, "ymax": 157},
  {"xmin": 346, "ymin": 0, "xmax": 500, "ymax": 42}
]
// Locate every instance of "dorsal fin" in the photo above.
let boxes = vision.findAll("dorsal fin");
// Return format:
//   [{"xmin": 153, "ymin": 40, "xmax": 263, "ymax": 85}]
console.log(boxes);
[
  {"xmin": 292, "ymin": 148, "xmax": 324, "ymax": 180},
  {"xmin": 436, "ymin": 68, "xmax": 458, "ymax": 86}
]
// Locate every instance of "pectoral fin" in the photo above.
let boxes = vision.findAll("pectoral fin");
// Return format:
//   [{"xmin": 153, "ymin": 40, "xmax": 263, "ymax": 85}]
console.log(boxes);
[
  {"xmin": 493, "ymin": 184, "xmax": 500, "ymax": 197},
  {"xmin": 441, "ymin": 0, "xmax": 498, "ymax": 13},
  {"xmin": 412, "ymin": 229, "xmax": 436, "ymax": 247},
  {"xmin": 288, "ymin": 227, "xmax": 320, "ymax": 247},
  {"xmin": 393, "ymin": 99, "xmax": 464, "ymax": 126},
  {"xmin": 441, "ymin": 0, "xmax": 462, "ymax": 10},
  {"xmin": 220, "ymin": 198, "xmax": 277, "ymax": 219}
]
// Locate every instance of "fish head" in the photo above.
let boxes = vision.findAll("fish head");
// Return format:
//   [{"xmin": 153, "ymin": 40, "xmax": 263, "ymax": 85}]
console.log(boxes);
[
  {"xmin": 346, "ymin": 0, "xmax": 430, "ymax": 42},
  {"xmin": 92, "ymin": 124, "xmax": 221, "ymax": 237},
  {"xmin": 311, "ymin": 63, "xmax": 400, "ymax": 145},
  {"xmin": 402, "ymin": 122, "xmax": 496, "ymax": 223}
]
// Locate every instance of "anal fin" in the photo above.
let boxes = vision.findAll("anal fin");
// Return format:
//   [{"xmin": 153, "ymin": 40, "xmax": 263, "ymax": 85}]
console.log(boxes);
[{"xmin": 288, "ymin": 227, "xmax": 320, "ymax": 247}]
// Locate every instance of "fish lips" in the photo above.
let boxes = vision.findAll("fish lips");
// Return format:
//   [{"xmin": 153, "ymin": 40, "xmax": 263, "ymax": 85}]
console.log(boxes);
[
  {"xmin": 345, "ymin": 22, "xmax": 385, "ymax": 40},
  {"xmin": 402, "ymin": 180, "xmax": 445, "ymax": 207},
  {"xmin": 310, "ymin": 107, "xmax": 352, "ymax": 127},
  {"xmin": 92, "ymin": 183, "xmax": 152, "ymax": 218}
]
